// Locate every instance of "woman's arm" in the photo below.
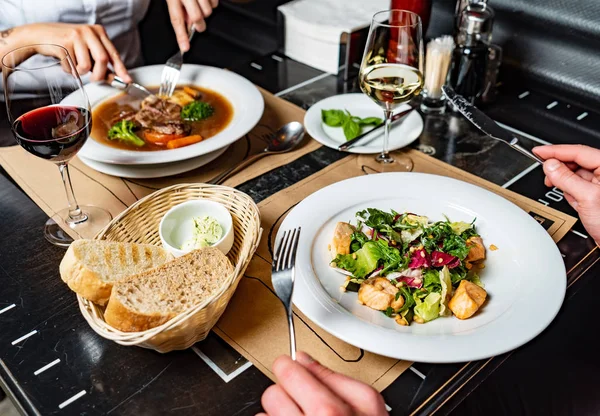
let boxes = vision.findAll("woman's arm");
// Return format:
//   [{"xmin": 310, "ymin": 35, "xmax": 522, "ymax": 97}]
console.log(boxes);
[
  {"xmin": 0, "ymin": 26, "xmax": 37, "ymax": 67},
  {"xmin": 0, "ymin": 23, "xmax": 130, "ymax": 82}
]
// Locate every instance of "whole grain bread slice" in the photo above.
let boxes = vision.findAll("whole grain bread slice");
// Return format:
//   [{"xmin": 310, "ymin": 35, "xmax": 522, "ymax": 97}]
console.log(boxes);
[
  {"xmin": 104, "ymin": 247, "xmax": 234, "ymax": 332},
  {"xmin": 60, "ymin": 239, "xmax": 172, "ymax": 305}
]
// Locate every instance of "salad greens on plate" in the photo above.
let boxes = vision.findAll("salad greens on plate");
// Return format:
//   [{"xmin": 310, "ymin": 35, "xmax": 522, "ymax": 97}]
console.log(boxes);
[{"xmin": 329, "ymin": 208, "xmax": 488, "ymax": 325}]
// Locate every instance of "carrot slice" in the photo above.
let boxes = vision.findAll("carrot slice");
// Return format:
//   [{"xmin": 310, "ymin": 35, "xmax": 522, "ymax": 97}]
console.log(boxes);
[
  {"xmin": 144, "ymin": 130, "xmax": 186, "ymax": 145},
  {"xmin": 166, "ymin": 135, "xmax": 204, "ymax": 149}
]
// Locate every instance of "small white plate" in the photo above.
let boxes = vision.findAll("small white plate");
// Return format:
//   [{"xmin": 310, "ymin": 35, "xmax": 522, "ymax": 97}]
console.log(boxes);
[
  {"xmin": 277, "ymin": 173, "xmax": 566, "ymax": 363},
  {"xmin": 304, "ymin": 93, "xmax": 423, "ymax": 154},
  {"xmin": 77, "ymin": 65, "xmax": 263, "ymax": 165},
  {"xmin": 77, "ymin": 146, "xmax": 227, "ymax": 179}
]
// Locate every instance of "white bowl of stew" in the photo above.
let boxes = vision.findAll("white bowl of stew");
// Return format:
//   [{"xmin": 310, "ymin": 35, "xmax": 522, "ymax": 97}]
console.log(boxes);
[{"xmin": 75, "ymin": 64, "xmax": 264, "ymax": 165}]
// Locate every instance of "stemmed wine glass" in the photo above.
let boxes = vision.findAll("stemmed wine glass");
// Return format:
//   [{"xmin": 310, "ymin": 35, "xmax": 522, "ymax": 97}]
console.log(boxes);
[
  {"xmin": 358, "ymin": 10, "xmax": 424, "ymax": 171},
  {"xmin": 2, "ymin": 44, "xmax": 112, "ymax": 247}
]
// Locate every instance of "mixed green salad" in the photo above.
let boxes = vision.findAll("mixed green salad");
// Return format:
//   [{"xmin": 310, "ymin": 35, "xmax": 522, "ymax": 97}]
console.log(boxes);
[{"xmin": 330, "ymin": 208, "xmax": 488, "ymax": 325}]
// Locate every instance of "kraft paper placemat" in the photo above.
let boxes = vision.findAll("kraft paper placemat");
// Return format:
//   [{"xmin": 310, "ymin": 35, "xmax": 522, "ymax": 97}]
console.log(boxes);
[
  {"xmin": 0, "ymin": 87, "xmax": 320, "ymax": 240},
  {"xmin": 0, "ymin": 84, "xmax": 577, "ymax": 391},
  {"xmin": 212, "ymin": 149, "xmax": 576, "ymax": 390}
]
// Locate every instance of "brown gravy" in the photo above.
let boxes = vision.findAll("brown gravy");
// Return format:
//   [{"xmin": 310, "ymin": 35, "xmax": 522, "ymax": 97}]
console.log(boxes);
[{"xmin": 91, "ymin": 86, "xmax": 233, "ymax": 151}]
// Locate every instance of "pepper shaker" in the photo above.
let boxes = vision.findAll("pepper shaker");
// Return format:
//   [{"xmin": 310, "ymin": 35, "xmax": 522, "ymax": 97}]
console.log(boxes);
[{"xmin": 447, "ymin": 2, "xmax": 501, "ymax": 104}]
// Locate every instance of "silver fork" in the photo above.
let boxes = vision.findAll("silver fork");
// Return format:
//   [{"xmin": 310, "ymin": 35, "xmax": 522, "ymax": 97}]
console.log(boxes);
[
  {"xmin": 158, "ymin": 26, "xmax": 196, "ymax": 97},
  {"xmin": 272, "ymin": 227, "xmax": 301, "ymax": 360}
]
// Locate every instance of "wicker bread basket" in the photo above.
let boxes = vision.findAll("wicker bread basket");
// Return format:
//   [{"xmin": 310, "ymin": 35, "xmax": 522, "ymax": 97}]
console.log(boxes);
[{"xmin": 77, "ymin": 183, "xmax": 262, "ymax": 353}]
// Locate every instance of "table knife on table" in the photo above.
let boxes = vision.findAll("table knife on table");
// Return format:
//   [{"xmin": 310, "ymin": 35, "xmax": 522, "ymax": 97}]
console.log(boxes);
[
  {"xmin": 442, "ymin": 86, "xmax": 544, "ymax": 164},
  {"xmin": 338, "ymin": 102, "xmax": 417, "ymax": 152}
]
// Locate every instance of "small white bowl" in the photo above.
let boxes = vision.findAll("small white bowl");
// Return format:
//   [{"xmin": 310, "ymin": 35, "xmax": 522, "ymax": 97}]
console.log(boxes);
[{"xmin": 159, "ymin": 200, "xmax": 234, "ymax": 257}]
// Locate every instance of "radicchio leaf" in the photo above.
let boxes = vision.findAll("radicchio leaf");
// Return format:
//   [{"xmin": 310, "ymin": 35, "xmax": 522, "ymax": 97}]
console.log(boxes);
[
  {"xmin": 367, "ymin": 266, "xmax": 384, "ymax": 278},
  {"xmin": 430, "ymin": 251, "xmax": 461, "ymax": 269},
  {"xmin": 361, "ymin": 225, "xmax": 374, "ymax": 239},
  {"xmin": 408, "ymin": 248, "xmax": 430, "ymax": 268},
  {"xmin": 398, "ymin": 275, "xmax": 423, "ymax": 289}
]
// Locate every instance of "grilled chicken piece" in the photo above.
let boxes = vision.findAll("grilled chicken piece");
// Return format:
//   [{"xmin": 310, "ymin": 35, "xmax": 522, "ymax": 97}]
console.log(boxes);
[
  {"xmin": 358, "ymin": 278, "xmax": 404, "ymax": 311},
  {"xmin": 465, "ymin": 237, "xmax": 486, "ymax": 263},
  {"xmin": 329, "ymin": 222, "xmax": 355, "ymax": 258},
  {"xmin": 448, "ymin": 280, "xmax": 487, "ymax": 320}
]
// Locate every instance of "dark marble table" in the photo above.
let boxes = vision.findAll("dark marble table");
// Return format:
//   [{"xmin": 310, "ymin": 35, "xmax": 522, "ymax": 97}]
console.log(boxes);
[{"xmin": 1, "ymin": 50, "xmax": 599, "ymax": 416}]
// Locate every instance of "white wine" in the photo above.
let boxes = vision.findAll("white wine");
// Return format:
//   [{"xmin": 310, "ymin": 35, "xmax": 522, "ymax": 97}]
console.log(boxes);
[{"xmin": 360, "ymin": 64, "xmax": 423, "ymax": 109}]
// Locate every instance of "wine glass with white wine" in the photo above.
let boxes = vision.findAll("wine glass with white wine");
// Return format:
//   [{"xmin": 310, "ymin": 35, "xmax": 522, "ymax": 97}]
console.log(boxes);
[{"xmin": 359, "ymin": 10, "xmax": 424, "ymax": 171}]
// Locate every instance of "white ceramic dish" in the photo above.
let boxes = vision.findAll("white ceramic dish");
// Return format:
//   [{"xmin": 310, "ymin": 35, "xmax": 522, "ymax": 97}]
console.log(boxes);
[
  {"xmin": 77, "ymin": 146, "xmax": 227, "ymax": 179},
  {"xmin": 276, "ymin": 172, "xmax": 566, "ymax": 363},
  {"xmin": 159, "ymin": 200, "xmax": 234, "ymax": 257},
  {"xmin": 304, "ymin": 93, "xmax": 423, "ymax": 154},
  {"xmin": 76, "ymin": 65, "xmax": 263, "ymax": 165}
]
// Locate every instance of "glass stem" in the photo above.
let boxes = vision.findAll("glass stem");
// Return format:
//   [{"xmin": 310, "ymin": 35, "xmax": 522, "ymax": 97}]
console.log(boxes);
[
  {"xmin": 58, "ymin": 163, "xmax": 86, "ymax": 224},
  {"xmin": 378, "ymin": 108, "xmax": 394, "ymax": 163}
]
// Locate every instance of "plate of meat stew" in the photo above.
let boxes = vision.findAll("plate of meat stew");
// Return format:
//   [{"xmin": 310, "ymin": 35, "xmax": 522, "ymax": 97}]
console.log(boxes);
[{"xmin": 77, "ymin": 65, "xmax": 264, "ymax": 165}]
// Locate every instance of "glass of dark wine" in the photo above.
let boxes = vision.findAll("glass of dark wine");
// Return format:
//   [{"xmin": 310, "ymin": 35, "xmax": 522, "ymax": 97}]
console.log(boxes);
[
  {"xmin": 2, "ymin": 44, "xmax": 112, "ymax": 247},
  {"xmin": 358, "ymin": 10, "xmax": 424, "ymax": 171}
]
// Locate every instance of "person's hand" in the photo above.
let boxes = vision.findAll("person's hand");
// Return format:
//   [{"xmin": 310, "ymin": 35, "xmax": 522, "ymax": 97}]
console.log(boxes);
[
  {"xmin": 166, "ymin": 0, "xmax": 219, "ymax": 52},
  {"xmin": 258, "ymin": 352, "xmax": 388, "ymax": 416},
  {"xmin": 533, "ymin": 144, "xmax": 600, "ymax": 245},
  {"xmin": 28, "ymin": 23, "xmax": 130, "ymax": 82}
]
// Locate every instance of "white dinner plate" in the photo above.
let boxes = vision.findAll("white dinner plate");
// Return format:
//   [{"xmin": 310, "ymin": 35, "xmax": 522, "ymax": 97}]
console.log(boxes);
[
  {"xmin": 277, "ymin": 173, "xmax": 566, "ymax": 363},
  {"xmin": 304, "ymin": 93, "xmax": 423, "ymax": 154},
  {"xmin": 78, "ymin": 146, "xmax": 227, "ymax": 179},
  {"xmin": 77, "ymin": 65, "xmax": 263, "ymax": 165}
]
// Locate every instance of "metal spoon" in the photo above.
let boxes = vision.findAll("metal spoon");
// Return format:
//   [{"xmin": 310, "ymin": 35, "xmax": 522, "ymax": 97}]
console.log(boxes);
[{"xmin": 208, "ymin": 121, "xmax": 306, "ymax": 185}]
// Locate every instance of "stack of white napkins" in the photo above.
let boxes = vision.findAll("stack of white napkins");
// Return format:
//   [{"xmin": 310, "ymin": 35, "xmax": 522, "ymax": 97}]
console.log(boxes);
[{"xmin": 278, "ymin": 0, "xmax": 389, "ymax": 74}]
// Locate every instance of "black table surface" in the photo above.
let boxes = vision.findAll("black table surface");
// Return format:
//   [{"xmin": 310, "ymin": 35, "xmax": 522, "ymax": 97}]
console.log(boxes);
[{"xmin": 1, "ymin": 51, "xmax": 599, "ymax": 416}]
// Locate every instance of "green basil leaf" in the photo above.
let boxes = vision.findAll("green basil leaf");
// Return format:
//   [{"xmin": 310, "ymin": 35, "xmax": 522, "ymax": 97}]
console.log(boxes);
[
  {"xmin": 359, "ymin": 117, "xmax": 383, "ymax": 126},
  {"xmin": 321, "ymin": 109, "xmax": 347, "ymax": 127},
  {"xmin": 342, "ymin": 118, "xmax": 361, "ymax": 140}
]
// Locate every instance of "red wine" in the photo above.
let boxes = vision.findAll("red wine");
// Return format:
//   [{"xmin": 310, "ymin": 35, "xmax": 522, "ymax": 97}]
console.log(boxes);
[{"xmin": 12, "ymin": 105, "xmax": 91, "ymax": 163}]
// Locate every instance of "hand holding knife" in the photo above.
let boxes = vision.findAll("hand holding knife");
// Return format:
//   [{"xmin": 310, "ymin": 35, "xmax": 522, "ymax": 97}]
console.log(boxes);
[{"xmin": 441, "ymin": 86, "xmax": 544, "ymax": 165}]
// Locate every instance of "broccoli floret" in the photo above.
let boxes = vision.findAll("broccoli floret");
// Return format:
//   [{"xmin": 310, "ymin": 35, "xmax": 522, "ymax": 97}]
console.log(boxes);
[
  {"xmin": 181, "ymin": 101, "xmax": 214, "ymax": 121},
  {"xmin": 107, "ymin": 120, "xmax": 145, "ymax": 147}
]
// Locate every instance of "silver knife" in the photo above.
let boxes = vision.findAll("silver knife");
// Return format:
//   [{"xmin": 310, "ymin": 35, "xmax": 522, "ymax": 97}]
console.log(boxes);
[
  {"xmin": 442, "ymin": 86, "xmax": 544, "ymax": 164},
  {"xmin": 106, "ymin": 73, "xmax": 153, "ymax": 99},
  {"xmin": 338, "ymin": 102, "xmax": 417, "ymax": 151}
]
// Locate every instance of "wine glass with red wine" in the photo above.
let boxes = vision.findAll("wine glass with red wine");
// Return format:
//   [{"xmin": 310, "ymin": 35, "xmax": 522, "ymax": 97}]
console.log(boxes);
[{"xmin": 2, "ymin": 44, "xmax": 112, "ymax": 247}]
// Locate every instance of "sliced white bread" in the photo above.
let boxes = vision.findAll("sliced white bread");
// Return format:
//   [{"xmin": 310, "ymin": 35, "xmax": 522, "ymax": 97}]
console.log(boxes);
[
  {"xmin": 104, "ymin": 247, "xmax": 234, "ymax": 332},
  {"xmin": 60, "ymin": 239, "xmax": 172, "ymax": 305}
]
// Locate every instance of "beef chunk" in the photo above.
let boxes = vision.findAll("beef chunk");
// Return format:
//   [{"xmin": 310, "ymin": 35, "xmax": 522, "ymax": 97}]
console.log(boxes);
[
  {"xmin": 110, "ymin": 110, "xmax": 137, "ymax": 125},
  {"xmin": 148, "ymin": 121, "xmax": 191, "ymax": 136},
  {"xmin": 135, "ymin": 95, "xmax": 182, "ymax": 128}
]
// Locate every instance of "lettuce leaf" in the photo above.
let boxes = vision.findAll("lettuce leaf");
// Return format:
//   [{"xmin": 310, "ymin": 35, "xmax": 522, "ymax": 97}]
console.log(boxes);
[
  {"xmin": 422, "ymin": 269, "xmax": 441, "ymax": 293},
  {"xmin": 439, "ymin": 266, "xmax": 453, "ymax": 316},
  {"xmin": 333, "ymin": 241, "xmax": 381, "ymax": 278},
  {"xmin": 450, "ymin": 221, "xmax": 472, "ymax": 235},
  {"xmin": 414, "ymin": 292, "xmax": 441, "ymax": 322}
]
